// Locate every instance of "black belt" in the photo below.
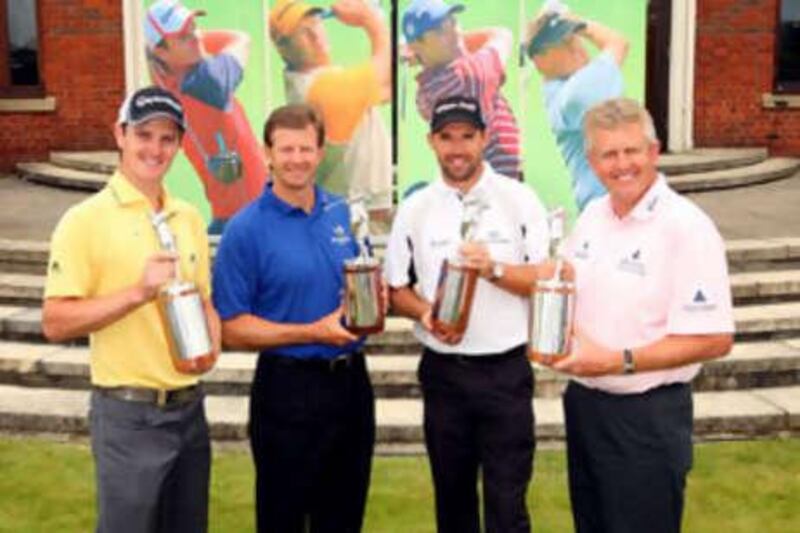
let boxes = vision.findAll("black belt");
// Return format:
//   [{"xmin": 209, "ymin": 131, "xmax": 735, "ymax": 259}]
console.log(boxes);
[
  {"xmin": 93, "ymin": 384, "xmax": 202, "ymax": 408},
  {"xmin": 425, "ymin": 344, "xmax": 527, "ymax": 364},
  {"xmin": 261, "ymin": 352, "xmax": 362, "ymax": 372}
]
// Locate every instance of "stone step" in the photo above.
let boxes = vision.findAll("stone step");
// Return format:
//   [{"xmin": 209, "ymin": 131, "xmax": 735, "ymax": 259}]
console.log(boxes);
[
  {"xmin": 1, "ymin": 303, "xmax": 799, "ymax": 349},
  {"xmin": 49, "ymin": 151, "xmax": 118, "ymax": 174},
  {"xmin": 1, "ymin": 237, "xmax": 797, "ymax": 276},
  {"xmin": 729, "ymin": 269, "xmax": 800, "ymax": 303},
  {"xmin": 0, "ymin": 383, "xmax": 796, "ymax": 444},
  {"xmin": 16, "ymin": 162, "xmax": 108, "ymax": 192},
  {"xmin": 657, "ymin": 148, "xmax": 768, "ymax": 176},
  {"xmin": 667, "ymin": 157, "xmax": 800, "ymax": 193},
  {"xmin": 0, "ymin": 338, "xmax": 798, "ymax": 398}
]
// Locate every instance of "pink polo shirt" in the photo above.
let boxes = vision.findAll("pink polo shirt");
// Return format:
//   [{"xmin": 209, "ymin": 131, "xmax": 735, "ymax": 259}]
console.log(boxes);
[{"xmin": 566, "ymin": 175, "xmax": 734, "ymax": 394}]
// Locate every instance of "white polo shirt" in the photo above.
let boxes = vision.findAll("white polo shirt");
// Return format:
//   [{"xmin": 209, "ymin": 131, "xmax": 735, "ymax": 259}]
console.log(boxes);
[
  {"xmin": 385, "ymin": 165, "xmax": 549, "ymax": 354},
  {"xmin": 567, "ymin": 175, "xmax": 735, "ymax": 394}
]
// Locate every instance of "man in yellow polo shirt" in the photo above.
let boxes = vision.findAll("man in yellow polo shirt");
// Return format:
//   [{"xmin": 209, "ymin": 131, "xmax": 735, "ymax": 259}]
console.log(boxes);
[
  {"xmin": 42, "ymin": 86, "xmax": 221, "ymax": 533},
  {"xmin": 269, "ymin": 0, "xmax": 392, "ymax": 216}
]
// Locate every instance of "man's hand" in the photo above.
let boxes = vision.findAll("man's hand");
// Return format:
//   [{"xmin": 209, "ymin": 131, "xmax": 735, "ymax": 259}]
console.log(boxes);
[
  {"xmin": 420, "ymin": 307, "xmax": 464, "ymax": 345},
  {"xmin": 332, "ymin": 0, "xmax": 379, "ymax": 28},
  {"xmin": 459, "ymin": 242, "xmax": 493, "ymax": 279},
  {"xmin": 312, "ymin": 306, "xmax": 359, "ymax": 346},
  {"xmin": 534, "ymin": 259, "xmax": 575, "ymax": 283},
  {"xmin": 542, "ymin": 328, "xmax": 623, "ymax": 376},
  {"xmin": 137, "ymin": 251, "xmax": 178, "ymax": 303}
]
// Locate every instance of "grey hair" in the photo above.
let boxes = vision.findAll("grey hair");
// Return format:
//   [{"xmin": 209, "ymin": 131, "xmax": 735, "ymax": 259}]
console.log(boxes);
[{"xmin": 583, "ymin": 97, "xmax": 659, "ymax": 153}]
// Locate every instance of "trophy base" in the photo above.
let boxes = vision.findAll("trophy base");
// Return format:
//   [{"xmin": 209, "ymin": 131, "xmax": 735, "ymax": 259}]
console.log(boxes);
[
  {"xmin": 172, "ymin": 352, "xmax": 217, "ymax": 375},
  {"xmin": 345, "ymin": 320, "xmax": 385, "ymax": 336},
  {"xmin": 528, "ymin": 350, "xmax": 570, "ymax": 365}
]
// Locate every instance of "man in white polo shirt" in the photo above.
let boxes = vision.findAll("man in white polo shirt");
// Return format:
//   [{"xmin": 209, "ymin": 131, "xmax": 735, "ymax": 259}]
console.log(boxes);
[
  {"xmin": 543, "ymin": 98, "xmax": 734, "ymax": 533},
  {"xmin": 386, "ymin": 95, "xmax": 549, "ymax": 533}
]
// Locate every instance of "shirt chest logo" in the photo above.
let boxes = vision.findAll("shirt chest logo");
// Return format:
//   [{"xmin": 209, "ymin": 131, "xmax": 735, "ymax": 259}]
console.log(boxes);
[
  {"xmin": 574, "ymin": 240, "xmax": 590, "ymax": 260},
  {"xmin": 617, "ymin": 248, "xmax": 646, "ymax": 276},
  {"xmin": 484, "ymin": 228, "xmax": 511, "ymax": 245},
  {"xmin": 331, "ymin": 224, "xmax": 351, "ymax": 246}
]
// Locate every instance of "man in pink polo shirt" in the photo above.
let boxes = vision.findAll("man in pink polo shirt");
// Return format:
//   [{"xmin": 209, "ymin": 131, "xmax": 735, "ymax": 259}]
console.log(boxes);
[{"xmin": 542, "ymin": 98, "xmax": 734, "ymax": 533}]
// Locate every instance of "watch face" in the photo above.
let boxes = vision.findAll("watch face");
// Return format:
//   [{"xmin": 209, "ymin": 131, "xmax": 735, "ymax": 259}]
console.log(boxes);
[{"xmin": 492, "ymin": 263, "xmax": 504, "ymax": 280}]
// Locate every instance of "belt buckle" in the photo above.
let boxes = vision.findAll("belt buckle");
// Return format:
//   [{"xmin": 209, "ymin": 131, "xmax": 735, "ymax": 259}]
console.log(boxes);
[
  {"xmin": 157, "ymin": 389, "xmax": 168, "ymax": 408},
  {"xmin": 329, "ymin": 354, "xmax": 351, "ymax": 371}
]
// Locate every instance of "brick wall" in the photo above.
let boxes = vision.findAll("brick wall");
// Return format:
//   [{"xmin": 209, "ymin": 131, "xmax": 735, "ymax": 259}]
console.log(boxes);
[
  {"xmin": 695, "ymin": 0, "xmax": 800, "ymax": 155},
  {"xmin": 0, "ymin": 0, "xmax": 124, "ymax": 171}
]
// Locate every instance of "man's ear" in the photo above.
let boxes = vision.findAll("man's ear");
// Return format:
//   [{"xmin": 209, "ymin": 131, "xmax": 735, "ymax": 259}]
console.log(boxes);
[{"xmin": 113, "ymin": 123, "xmax": 126, "ymax": 151}]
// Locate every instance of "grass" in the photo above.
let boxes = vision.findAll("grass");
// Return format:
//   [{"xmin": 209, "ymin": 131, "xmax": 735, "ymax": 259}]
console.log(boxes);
[{"xmin": 1, "ymin": 437, "xmax": 799, "ymax": 532}]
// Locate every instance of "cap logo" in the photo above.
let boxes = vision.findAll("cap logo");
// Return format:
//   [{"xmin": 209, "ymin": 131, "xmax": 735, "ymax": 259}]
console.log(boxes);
[
  {"xmin": 435, "ymin": 101, "xmax": 477, "ymax": 114},
  {"xmin": 135, "ymin": 95, "xmax": 182, "ymax": 113}
]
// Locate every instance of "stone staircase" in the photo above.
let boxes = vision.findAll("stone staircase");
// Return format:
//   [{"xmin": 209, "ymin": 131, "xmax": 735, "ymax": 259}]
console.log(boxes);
[
  {"xmin": 3, "ymin": 148, "xmax": 800, "ymax": 452},
  {"xmin": 0, "ymin": 236, "xmax": 799, "ymax": 451}
]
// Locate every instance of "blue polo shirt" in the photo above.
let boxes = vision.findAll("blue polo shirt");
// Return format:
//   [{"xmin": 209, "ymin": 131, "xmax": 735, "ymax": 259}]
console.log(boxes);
[{"xmin": 212, "ymin": 183, "xmax": 363, "ymax": 359}]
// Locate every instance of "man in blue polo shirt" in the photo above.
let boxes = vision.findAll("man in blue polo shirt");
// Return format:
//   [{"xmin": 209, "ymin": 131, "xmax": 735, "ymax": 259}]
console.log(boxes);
[{"xmin": 212, "ymin": 104, "xmax": 375, "ymax": 533}]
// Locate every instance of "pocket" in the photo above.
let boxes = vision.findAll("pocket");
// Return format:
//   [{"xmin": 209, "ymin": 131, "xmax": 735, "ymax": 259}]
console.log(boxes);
[{"xmin": 97, "ymin": 395, "xmax": 149, "ymax": 431}]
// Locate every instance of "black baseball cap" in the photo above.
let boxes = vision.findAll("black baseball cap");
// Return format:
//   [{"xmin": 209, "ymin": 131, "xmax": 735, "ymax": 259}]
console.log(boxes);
[
  {"xmin": 116, "ymin": 86, "xmax": 186, "ymax": 131},
  {"xmin": 430, "ymin": 95, "xmax": 486, "ymax": 133}
]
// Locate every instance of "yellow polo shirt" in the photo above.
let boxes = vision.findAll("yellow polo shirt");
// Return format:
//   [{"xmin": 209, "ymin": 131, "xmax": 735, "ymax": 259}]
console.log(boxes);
[{"xmin": 44, "ymin": 171, "xmax": 211, "ymax": 389}]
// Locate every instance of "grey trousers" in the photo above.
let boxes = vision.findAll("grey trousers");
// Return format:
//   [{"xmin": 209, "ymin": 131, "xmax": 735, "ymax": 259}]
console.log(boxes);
[{"xmin": 89, "ymin": 390, "xmax": 211, "ymax": 533}]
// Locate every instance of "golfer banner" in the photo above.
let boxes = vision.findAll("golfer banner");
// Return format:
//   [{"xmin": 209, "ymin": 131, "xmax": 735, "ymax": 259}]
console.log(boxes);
[{"xmin": 139, "ymin": 1, "xmax": 645, "ymax": 228}]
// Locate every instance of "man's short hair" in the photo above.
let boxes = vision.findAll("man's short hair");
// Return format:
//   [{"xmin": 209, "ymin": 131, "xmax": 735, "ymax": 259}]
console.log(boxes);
[
  {"xmin": 583, "ymin": 98, "xmax": 658, "ymax": 152},
  {"xmin": 263, "ymin": 104, "xmax": 326, "ymax": 148}
]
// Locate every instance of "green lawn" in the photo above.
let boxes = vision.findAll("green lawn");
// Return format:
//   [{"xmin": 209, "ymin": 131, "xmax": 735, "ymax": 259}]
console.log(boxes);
[{"xmin": 1, "ymin": 437, "xmax": 798, "ymax": 532}]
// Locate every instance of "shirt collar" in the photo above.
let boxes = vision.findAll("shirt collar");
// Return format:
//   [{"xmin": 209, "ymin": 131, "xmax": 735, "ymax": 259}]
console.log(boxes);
[
  {"xmin": 601, "ymin": 173, "xmax": 668, "ymax": 223},
  {"xmin": 259, "ymin": 182, "xmax": 327, "ymax": 218},
  {"xmin": 108, "ymin": 170, "xmax": 177, "ymax": 215},
  {"xmin": 431, "ymin": 162, "xmax": 495, "ymax": 202}
]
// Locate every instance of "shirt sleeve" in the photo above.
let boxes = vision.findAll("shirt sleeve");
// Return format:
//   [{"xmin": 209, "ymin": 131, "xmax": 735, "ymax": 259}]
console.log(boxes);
[
  {"xmin": 383, "ymin": 200, "xmax": 414, "ymax": 288},
  {"xmin": 306, "ymin": 63, "xmax": 382, "ymax": 144},
  {"xmin": 666, "ymin": 214, "xmax": 735, "ymax": 335},
  {"xmin": 212, "ymin": 218, "xmax": 257, "ymax": 320},
  {"xmin": 181, "ymin": 54, "xmax": 243, "ymax": 111},
  {"xmin": 44, "ymin": 207, "xmax": 93, "ymax": 299},
  {"xmin": 461, "ymin": 47, "xmax": 503, "ymax": 101},
  {"xmin": 559, "ymin": 51, "xmax": 624, "ymax": 130}
]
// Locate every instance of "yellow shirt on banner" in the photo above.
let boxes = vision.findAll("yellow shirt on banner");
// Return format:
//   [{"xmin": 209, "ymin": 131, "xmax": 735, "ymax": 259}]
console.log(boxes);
[{"xmin": 284, "ymin": 62, "xmax": 392, "ymax": 209}]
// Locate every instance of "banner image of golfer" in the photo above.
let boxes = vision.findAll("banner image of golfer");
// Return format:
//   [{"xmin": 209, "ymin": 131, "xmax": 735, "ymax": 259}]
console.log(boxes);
[
  {"xmin": 397, "ymin": 0, "xmax": 646, "ymax": 219},
  {"xmin": 142, "ymin": 0, "xmax": 269, "ymax": 233},
  {"xmin": 266, "ymin": 0, "xmax": 393, "ymax": 215}
]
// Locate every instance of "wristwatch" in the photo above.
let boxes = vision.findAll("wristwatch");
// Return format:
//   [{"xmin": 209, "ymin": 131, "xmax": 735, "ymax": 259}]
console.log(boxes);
[
  {"xmin": 622, "ymin": 348, "xmax": 636, "ymax": 374},
  {"xmin": 489, "ymin": 262, "xmax": 505, "ymax": 282}
]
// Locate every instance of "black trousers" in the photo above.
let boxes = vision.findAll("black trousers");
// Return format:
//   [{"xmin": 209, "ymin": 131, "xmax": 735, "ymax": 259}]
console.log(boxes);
[
  {"xmin": 564, "ymin": 381, "xmax": 693, "ymax": 533},
  {"xmin": 419, "ymin": 344, "xmax": 534, "ymax": 533},
  {"xmin": 249, "ymin": 352, "xmax": 375, "ymax": 533}
]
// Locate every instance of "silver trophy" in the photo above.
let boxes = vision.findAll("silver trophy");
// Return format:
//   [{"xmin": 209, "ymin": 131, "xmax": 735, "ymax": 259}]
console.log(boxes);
[
  {"xmin": 431, "ymin": 195, "xmax": 487, "ymax": 336},
  {"xmin": 529, "ymin": 208, "xmax": 575, "ymax": 363},
  {"xmin": 151, "ymin": 212, "xmax": 216, "ymax": 374},
  {"xmin": 343, "ymin": 197, "xmax": 384, "ymax": 335}
]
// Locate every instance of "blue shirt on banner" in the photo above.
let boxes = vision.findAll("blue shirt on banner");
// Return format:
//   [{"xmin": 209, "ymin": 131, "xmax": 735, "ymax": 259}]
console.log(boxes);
[{"xmin": 543, "ymin": 51, "xmax": 624, "ymax": 211}]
